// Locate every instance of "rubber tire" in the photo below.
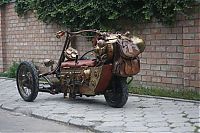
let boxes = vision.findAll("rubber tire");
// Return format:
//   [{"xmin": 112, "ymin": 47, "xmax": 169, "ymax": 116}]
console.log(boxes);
[
  {"xmin": 104, "ymin": 76, "xmax": 128, "ymax": 108},
  {"xmin": 16, "ymin": 61, "xmax": 39, "ymax": 102}
]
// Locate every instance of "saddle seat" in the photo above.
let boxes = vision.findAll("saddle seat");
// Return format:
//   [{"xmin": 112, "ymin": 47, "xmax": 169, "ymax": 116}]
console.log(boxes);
[{"xmin": 61, "ymin": 60, "xmax": 96, "ymax": 68}]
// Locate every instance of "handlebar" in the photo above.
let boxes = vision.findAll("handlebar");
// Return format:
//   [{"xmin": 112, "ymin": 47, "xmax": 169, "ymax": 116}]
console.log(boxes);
[
  {"xmin": 56, "ymin": 29, "xmax": 102, "ymax": 38},
  {"xmin": 66, "ymin": 29, "xmax": 101, "ymax": 35},
  {"xmin": 56, "ymin": 29, "xmax": 132, "ymax": 41}
]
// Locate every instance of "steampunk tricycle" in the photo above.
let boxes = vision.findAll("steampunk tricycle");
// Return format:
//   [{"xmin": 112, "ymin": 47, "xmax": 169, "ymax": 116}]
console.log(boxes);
[{"xmin": 16, "ymin": 30, "xmax": 145, "ymax": 108}]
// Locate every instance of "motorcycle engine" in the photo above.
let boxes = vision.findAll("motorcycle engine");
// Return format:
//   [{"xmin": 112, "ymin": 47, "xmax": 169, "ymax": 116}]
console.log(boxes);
[
  {"xmin": 61, "ymin": 67, "xmax": 91, "ymax": 86},
  {"xmin": 60, "ymin": 66, "xmax": 103, "ymax": 95}
]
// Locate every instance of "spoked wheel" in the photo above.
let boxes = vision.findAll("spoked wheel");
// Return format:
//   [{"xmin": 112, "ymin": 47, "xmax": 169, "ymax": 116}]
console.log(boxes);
[
  {"xmin": 104, "ymin": 76, "xmax": 128, "ymax": 108},
  {"xmin": 16, "ymin": 61, "xmax": 39, "ymax": 102}
]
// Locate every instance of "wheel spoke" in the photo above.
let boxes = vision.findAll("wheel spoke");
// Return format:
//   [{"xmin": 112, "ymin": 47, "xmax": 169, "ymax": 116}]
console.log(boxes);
[
  {"xmin": 18, "ymin": 65, "xmax": 33, "ymax": 97},
  {"xmin": 16, "ymin": 61, "xmax": 39, "ymax": 102}
]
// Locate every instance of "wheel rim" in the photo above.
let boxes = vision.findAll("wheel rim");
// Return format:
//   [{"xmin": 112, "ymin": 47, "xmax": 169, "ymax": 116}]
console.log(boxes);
[{"xmin": 17, "ymin": 65, "xmax": 34, "ymax": 98}]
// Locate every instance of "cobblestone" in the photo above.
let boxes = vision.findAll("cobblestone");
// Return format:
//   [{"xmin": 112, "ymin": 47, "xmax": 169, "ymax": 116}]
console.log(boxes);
[
  {"xmin": 124, "ymin": 126, "xmax": 148, "ymax": 132},
  {"xmin": 0, "ymin": 78, "xmax": 199, "ymax": 133},
  {"xmin": 148, "ymin": 127, "xmax": 171, "ymax": 132}
]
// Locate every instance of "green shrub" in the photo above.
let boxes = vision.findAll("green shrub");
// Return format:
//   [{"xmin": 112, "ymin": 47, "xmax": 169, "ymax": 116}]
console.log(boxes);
[
  {"xmin": 129, "ymin": 86, "xmax": 200, "ymax": 101},
  {"xmin": 13, "ymin": 0, "xmax": 197, "ymax": 30},
  {"xmin": 0, "ymin": 0, "xmax": 11, "ymax": 6},
  {"xmin": 7, "ymin": 62, "xmax": 20, "ymax": 78},
  {"xmin": 0, "ymin": 62, "xmax": 20, "ymax": 78}
]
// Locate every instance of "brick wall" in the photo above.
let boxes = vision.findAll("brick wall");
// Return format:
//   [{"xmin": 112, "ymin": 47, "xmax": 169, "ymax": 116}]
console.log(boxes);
[
  {"xmin": 0, "ymin": 3, "xmax": 91, "ymax": 69},
  {"xmin": 0, "ymin": 3, "xmax": 199, "ymax": 91},
  {"xmin": 131, "ymin": 9, "xmax": 200, "ymax": 91}
]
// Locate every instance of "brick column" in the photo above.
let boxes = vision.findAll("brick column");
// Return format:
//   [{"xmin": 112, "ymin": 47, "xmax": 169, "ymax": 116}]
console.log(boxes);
[
  {"xmin": 0, "ymin": 6, "xmax": 5, "ymax": 72},
  {"xmin": 182, "ymin": 12, "xmax": 200, "ymax": 91}
]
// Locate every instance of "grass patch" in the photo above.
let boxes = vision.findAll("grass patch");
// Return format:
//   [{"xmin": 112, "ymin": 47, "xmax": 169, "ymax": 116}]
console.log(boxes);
[
  {"xmin": 129, "ymin": 86, "xmax": 200, "ymax": 101},
  {"xmin": 0, "ymin": 62, "xmax": 19, "ymax": 78}
]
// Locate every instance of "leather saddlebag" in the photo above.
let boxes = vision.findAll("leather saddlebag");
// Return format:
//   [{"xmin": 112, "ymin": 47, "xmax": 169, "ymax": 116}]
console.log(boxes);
[
  {"xmin": 118, "ymin": 39, "xmax": 140, "ymax": 59},
  {"xmin": 113, "ymin": 56, "xmax": 140, "ymax": 77},
  {"xmin": 113, "ymin": 39, "xmax": 141, "ymax": 77}
]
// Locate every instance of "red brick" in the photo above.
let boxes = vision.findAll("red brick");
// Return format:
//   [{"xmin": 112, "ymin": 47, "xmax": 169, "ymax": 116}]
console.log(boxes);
[
  {"xmin": 167, "ymin": 72, "xmax": 178, "ymax": 78},
  {"xmin": 167, "ymin": 84, "xmax": 180, "ymax": 89},
  {"xmin": 151, "ymin": 28, "xmax": 161, "ymax": 34},
  {"xmin": 188, "ymin": 27, "xmax": 198, "ymax": 33},
  {"xmin": 151, "ymin": 52, "xmax": 162, "ymax": 58},
  {"xmin": 146, "ymin": 71, "xmax": 154, "ymax": 76},
  {"xmin": 165, "ymin": 34, "xmax": 177, "ymax": 40},
  {"xmin": 176, "ymin": 34, "xmax": 183, "ymax": 39},
  {"xmin": 184, "ymin": 73, "xmax": 196, "ymax": 80},
  {"xmin": 184, "ymin": 60, "xmax": 199, "ymax": 67},
  {"xmin": 171, "ymin": 66, "xmax": 183, "ymax": 72},
  {"xmin": 151, "ymin": 40, "xmax": 161, "ymax": 45},
  {"xmin": 153, "ymin": 71, "xmax": 166, "ymax": 77},
  {"xmin": 145, "ymin": 46, "xmax": 156, "ymax": 52},
  {"xmin": 195, "ymin": 19, "xmax": 200, "ymax": 26},
  {"xmin": 134, "ymin": 75, "xmax": 142, "ymax": 80},
  {"xmin": 178, "ymin": 20, "xmax": 195, "ymax": 27},
  {"xmin": 162, "ymin": 77, "xmax": 172, "ymax": 83},
  {"xmin": 195, "ymin": 33, "xmax": 200, "ymax": 39},
  {"xmin": 142, "ymin": 29, "xmax": 150, "ymax": 34},
  {"xmin": 183, "ymin": 34, "xmax": 195, "ymax": 39},
  {"xmin": 156, "ymin": 46, "xmax": 166, "ymax": 51},
  {"xmin": 139, "ymin": 70, "xmax": 147, "ymax": 75},
  {"xmin": 152, "ymin": 77, "xmax": 161, "ymax": 82},
  {"xmin": 184, "ymin": 67, "xmax": 199, "ymax": 73},
  {"xmin": 166, "ymin": 46, "xmax": 177, "ymax": 52},
  {"xmin": 184, "ymin": 47, "xmax": 198, "ymax": 53},
  {"xmin": 170, "ymin": 53, "xmax": 183, "ymax": 59},
  {"xmin": 141, "ymin": 64, "xmax": 150, "ymax": 70},
  {"xmin": 171, "ymin": 40, "xmax": 182, "ymax": 46},
  {"xmin": 160, "ymin": 28, "xmax": 171, "ymax": 33},
  {"xmin": 142, "ymin": 76, "xmax": 152, "ymax": 82},
  {"xmin": 189, "ymin": 54, "xmax": 200, "ymax": 60},
  {"xmin": 156, "ymin": 34, "xmax": 165, "ymax": 40},
  {"xmin": 140, "ymin": 58, "xmax": 147, "ymax": 63},
  {"xmin": 198, "ymin": 26, "xmax": 200, "ymax": 32},
  {"xmin": 141, "ymin": 52, "xmax": 152, "ymax": 58},
  {"xmin": 167, "ymin": 59, "xmax": 183, "ymax": 65},
  {"xmin": 190, "ymin": 81, "xmax": 200, "ymax": 87},
  {"xmin": 147, "ymin": 59, "xmax": 157, "ymax": 64},
  {"xmin": 171, "ymin": 27, "xmax": 182, "ymax": 33},
  {"xmin": 157, "ymin": 59, "xmax": 167, "ymax": 64},
  {"xmin": 172, "ymin": 78, "xmax": 183, "ymax": 85},
  {"xmin": 160, "ymin": 40, "xmax": 171, "ymax": 45},
  {"xmin": 151, "ymin": 65, "xmax": 161, "ymax": 70},
  {"xmin": 146, "ymin": 34, "xmax": 156, "ymax": 40},
  {"xmin": 183, "ymin": 40, "xmax": 199, "ymax": 46}
]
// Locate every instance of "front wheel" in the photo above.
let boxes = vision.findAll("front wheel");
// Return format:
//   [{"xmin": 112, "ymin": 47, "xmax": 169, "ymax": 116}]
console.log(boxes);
[
  {"xmin": 104, "ymin": 76, "xmax": 128, "ymax": 108},
  {"xmin": 16, "ymin": 61, "xmax": 39, "ymax": 102}
]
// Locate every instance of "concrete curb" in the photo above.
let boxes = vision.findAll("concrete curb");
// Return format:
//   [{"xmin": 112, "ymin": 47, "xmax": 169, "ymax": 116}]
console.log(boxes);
[
  {"xmin": 129, "ymin": 93, "xmax": 200, "ymax": 104},
  {"xmin": 0, "ymin": 105, "xmax": 98, "ymax": 133},
  {"xmin": 31, "ymin": 112, "xmax": 99, "ymax": 133},
  {"xmin": 0, "ymin": 77, "xmax": 16, "ymax": 81}
]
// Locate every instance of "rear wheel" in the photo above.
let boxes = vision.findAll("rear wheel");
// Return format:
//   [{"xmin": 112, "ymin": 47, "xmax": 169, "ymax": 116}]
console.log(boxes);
[
  {"xmin": 16, "ymin": 61, "xmax": 39, "ymax": 102},
  {"xmin": 104, "ymin": 76, "xmax": 128, "ymax": 108}
]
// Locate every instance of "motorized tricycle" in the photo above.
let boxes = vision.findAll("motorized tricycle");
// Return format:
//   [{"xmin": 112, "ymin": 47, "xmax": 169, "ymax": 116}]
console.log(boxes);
[{"xmin": 16, "ymin": 30, "xmax": 145, "ymax": 108}]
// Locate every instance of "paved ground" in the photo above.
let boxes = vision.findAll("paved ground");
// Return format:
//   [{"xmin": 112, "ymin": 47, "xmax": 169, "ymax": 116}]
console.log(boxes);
[
  {"xmin": 0, "ymin": 109, "xmax": 91, "ymax": 133},
  {"xmin": 0, "ymin": 78, "xmax": 199, "ymax": 133}
]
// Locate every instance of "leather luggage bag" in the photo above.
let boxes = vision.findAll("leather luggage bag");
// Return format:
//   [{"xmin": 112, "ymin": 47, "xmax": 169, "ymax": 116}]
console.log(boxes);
[
  {"xmin": 113, "ymin": 39, "xmax": 141, "ymax": 77},
  {"xmin": 118, "ymin": 39, "xmax": 140, "ymax": 59},
  {"xmin": 113, "ymin": 56, "xmax": 140, "ymax": 77}
]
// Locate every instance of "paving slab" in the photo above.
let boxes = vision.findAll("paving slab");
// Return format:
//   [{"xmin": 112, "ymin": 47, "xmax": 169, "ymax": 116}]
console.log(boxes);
[{"xmin": 0, "ymin": 78, "xmax": 199, "ymax": 132}]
